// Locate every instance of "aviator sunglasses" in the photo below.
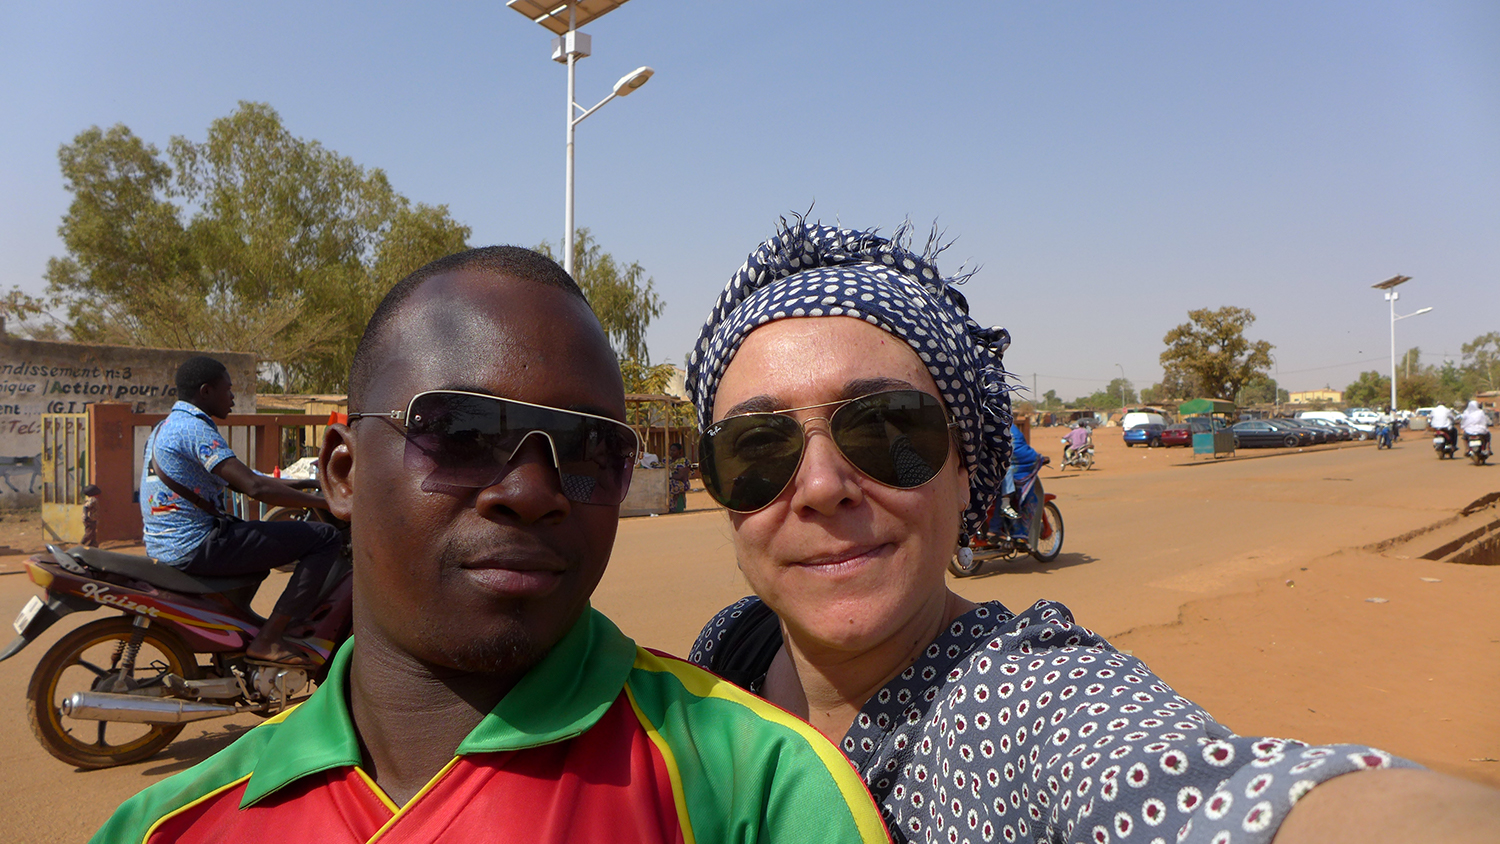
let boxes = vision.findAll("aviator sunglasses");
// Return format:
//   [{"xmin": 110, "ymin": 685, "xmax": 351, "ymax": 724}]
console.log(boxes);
[
  {"xmin": 348, "ymin": 390, "xmax": 641, "ymax": 505},
  {"xmin": 700, "ymin": 389, "xmax": 956, "ymax": 513}
]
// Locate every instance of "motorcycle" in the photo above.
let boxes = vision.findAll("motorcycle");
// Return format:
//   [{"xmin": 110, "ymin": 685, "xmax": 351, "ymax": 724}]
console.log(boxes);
[
  {"xmin": 950, "ymin": 458, "xmax": 1064, "ymax": 577},
  {"xmin": 1059, "ymin": 435, "xmax": 1094, "ymax": 471},
  {"xmin": 0, "ymin": 509, "xmax": 350, "ymax": 769},
  {"xmin": 1375, "ymin": 423, "xmax": 1394, "ymax": 450},
  {"xmin": 1432, "ymin": 426, "xmax": 1457, "ymax": 460},
  {"xmin": 1465, "ymin": 432, "xmax": 1491, "ymax": 466}
]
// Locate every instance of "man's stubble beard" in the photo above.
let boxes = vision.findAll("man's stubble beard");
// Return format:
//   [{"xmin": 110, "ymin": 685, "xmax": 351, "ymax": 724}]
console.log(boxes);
[{"xmin": 415, "ymin": 615, "xmax": 553, "ymax": 677}]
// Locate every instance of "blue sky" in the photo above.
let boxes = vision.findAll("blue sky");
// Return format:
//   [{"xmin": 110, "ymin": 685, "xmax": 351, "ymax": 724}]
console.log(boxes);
[{"xmin": 2, "ymin": 1, "xmax": 1496, "ymax": 400}]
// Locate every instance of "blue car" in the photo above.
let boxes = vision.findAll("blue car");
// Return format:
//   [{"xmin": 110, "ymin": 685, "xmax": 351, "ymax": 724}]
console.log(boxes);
[{"xmin": 1123, "ymin": 423, "xmax": 1165, "ymax": 447}]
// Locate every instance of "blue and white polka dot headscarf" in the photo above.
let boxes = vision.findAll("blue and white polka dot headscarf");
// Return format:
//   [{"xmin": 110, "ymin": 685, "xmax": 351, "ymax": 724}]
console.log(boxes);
[{"xmin": 687, "ymin": 218, "xmax": 1013, "ymax": 536}]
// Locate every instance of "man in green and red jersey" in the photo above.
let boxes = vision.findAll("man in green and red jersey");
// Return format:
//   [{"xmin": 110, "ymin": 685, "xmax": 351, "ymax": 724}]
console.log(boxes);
[{"xmin": 91, "ymin": 247, "xmax": 890, "ymax": 844}]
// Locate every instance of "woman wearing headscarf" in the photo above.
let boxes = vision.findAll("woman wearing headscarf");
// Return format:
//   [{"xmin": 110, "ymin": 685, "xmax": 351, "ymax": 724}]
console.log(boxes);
[
  {"xmin": 1459, "ymin": 400, "xmax": 1492, "ymax": 459},
  {"xmin": 686, "ymin": 218, "xmax": 1499, "ymax": 843}
]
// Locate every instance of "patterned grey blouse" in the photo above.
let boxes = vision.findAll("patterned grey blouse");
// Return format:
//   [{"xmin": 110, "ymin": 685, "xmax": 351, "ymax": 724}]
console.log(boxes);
[{"xmin": 690, "ymin": 597, "xmax": 1414, "ymax": 844}]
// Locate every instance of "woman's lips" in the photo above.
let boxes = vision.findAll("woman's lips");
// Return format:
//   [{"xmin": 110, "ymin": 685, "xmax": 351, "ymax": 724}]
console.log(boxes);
[{"xmin": 792, "ymin": 544, "xmax": 891, "ymax": 574}]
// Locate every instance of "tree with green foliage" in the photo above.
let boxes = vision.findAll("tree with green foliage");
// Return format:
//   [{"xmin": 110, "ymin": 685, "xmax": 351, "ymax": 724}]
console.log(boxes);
[
  {"xmin": 1437, "ymin": 359, "xmax": 1468, "ymax": 403},
  {"xmin": 1461, "ymin": 332, "xmax": 1500, "ymax": 394},
  {"xmin": 1159, "ymin": 364, "xmax": 1203, "ymax": 401},
  {"xmin": 1235, "ymin": 375, "xmax": 1286, "ymax": 407},
  {"xmin": 1, "ymin": 287, "xmax": 53, "ymax": 337},
  {"xmin": 1078, "ymin": 378, "xmax": 1136, "ymax": 409},
  {"xmin": 617, "ymin": 358, "xmax": 695, "ymax": 428},
  {"xmin": 1159, "ymin": 307, "xmax": 1273, "ymax": 400},
  {"xmin": 1348, "ymin": 339, "xmax": 1500, "ymax": 409},
  {"xmin": 1396, "ymin": 371, "xmax": 1441, "ymax": 409},
  {"xmin": 44, "ymin": 101, "xmax": 469, "ymax": 392},
  {"xmin": 536, "ymin": 228, "xmax": 663, "ymax": 364},
  {"xmin": 1343, "ymin": 370, "xmax": 1390, "ymax": 408}
]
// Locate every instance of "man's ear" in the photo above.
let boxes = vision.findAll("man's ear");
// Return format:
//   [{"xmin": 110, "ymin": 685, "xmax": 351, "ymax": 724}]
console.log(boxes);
[{"xmin": 320, "ymin": 424, "xmax": 356, "ymax": 521}]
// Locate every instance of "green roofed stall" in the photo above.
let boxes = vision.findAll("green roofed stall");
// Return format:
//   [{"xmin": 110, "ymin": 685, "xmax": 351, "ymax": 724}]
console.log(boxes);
[
  {"xmin": 1178, "ymin": 398, "xmax": 1236, "ymax": 416},
  {"xmin": 1178, "ymin": 398, "xmax": 1237, "ymax": 457}
]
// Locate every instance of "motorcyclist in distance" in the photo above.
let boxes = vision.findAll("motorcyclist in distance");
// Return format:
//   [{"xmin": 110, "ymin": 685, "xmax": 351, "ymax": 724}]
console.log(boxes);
[
  {"xmin": 1063, "ymin": 421, "xmax": 1092, "ymax": 461},
  {"xmin": 1430, "ymin": 403, "xmax": 1456, "ymax": 454},
  {"xmin": 1460, "ymin": 400, "xmax": 1492, "ymax": 458}
]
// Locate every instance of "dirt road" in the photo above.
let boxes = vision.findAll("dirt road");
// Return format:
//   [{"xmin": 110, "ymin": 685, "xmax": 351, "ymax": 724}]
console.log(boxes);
[{"xmin": 0, "ymin": 428, "xmax": 1494, "ymax": 840}]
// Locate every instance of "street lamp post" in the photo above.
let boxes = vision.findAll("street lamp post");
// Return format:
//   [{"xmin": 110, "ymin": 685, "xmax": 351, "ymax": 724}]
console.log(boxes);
[
  {"xmin": 1371, "ymin": 275, "xmax": 1432, "ymax": 413},
  {"xmin": 1269, "ymin": 353, "xmax": 1279, "ymax": 416},
  {"xmin": 506, "ymin": 0, "xmax": 652, "ymax": 278},
  {"xmin": 1115, "ymin": 364, "xmax": 1126, "ymax": 413}
]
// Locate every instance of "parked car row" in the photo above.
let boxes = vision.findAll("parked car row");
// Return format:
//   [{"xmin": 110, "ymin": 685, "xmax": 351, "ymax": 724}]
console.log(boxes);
[
  {"xmin": 1229, "ymin": 417, "xmax": 1368, "ymax": 449},
  {"xmin": 1129, "ymin": 416, "xmax": 1227, "ymax": 448},
  {"xmin": 1123, "ymin": 413, "xmax": 1371, "ymax": 451}
]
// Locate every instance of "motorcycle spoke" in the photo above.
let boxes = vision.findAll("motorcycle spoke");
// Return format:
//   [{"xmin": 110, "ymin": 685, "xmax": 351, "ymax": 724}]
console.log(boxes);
[{"xmin": 74, "ymin": 658, "xmax": 109, "ymax": 678}]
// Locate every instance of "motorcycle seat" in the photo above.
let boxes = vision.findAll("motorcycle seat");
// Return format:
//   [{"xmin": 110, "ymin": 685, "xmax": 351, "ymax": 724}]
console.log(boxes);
[{"xmin": 66, "ymin": 547, "xmax": 267, "ymax": 595}]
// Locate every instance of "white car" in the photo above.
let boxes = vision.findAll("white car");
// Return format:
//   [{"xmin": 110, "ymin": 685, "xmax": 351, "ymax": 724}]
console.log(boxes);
[
  {"xmin": 1296, "ymin": 410, "xmax": 1375, "ymax": 437},
  {"xmin": 1120, "ymin": 411, "xmax": 1169, "ymax": 429},
  {"xmin": 1349, "ymin": 410, "xmax": 1383, "ymax": 426}
]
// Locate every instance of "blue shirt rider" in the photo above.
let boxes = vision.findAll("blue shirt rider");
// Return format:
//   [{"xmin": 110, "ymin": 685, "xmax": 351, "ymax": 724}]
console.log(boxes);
[{"xmin": 140, "ymin": 356, "xmax": 341, "ymax": 666}]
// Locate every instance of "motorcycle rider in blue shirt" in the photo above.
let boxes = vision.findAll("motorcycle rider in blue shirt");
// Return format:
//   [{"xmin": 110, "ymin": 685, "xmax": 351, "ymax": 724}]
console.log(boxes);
[{"xmin": 987, "ymin": 422, "xmax": 1040, "ymax": 540}]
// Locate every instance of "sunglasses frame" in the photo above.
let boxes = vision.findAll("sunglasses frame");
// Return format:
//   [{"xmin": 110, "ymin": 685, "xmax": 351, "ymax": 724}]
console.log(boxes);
[
  {"xmin": 701, "ymin": 389, "xmax": 958, "ymax": 514},
  {"xmin": 348, "ymin": 390, "xmax": 642, "ymax": 504}
]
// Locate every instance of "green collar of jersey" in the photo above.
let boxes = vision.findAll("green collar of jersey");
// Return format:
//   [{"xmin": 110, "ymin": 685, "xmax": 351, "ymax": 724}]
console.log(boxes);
[{"xmin": 241, "ymin": 606, "xmax": 636, "ymax": 806}]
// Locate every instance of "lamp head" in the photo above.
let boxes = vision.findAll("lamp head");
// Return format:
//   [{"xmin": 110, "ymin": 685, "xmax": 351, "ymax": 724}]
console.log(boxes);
[{"xmin": 613, "ymin": 66, "xmax": 654, "ymax": 96}]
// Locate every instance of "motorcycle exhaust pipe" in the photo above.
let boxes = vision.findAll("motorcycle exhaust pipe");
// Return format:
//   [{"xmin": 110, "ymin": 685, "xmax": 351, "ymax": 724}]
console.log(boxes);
[{"xmin": 61, "ymin": 692, "xmax": 241, "ymax": 724}]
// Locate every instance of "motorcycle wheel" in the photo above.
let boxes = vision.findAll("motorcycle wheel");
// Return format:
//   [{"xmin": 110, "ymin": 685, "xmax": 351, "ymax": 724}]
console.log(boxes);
[
  {"xmin": 1031, "ymin": 502, "xmax": 1065, "ymax": 563},
  {"xmin": 26, "ymin": 617, "xmax": 199, "ymax": 769}
]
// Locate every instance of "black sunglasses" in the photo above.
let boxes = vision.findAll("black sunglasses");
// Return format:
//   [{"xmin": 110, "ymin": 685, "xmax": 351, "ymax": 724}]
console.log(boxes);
[
  {"xmin": 349, "ymin": 390, "xmax": 640, "ymax": 505},
  {"xmin": 700, "ymin": 389, "xmax": 955, "ymax": 513}
]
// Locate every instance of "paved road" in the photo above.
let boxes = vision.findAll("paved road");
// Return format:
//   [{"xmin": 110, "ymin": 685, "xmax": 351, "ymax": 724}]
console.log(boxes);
[{"xmin": 0, "ymin": 431, "xmax": 1492, "ymax": 840}]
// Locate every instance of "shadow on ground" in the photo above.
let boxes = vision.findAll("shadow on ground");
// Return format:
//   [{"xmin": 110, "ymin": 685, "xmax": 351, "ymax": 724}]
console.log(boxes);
[{"xmin": 959, "ymin": 551, "xmax": 1100, "ymax": 580}]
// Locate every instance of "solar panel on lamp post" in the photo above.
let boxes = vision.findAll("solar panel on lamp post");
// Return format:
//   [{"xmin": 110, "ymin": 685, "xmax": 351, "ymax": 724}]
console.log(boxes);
[
  {"xmin": 505, "ymin": 0, "xmax": 653, "ymax": 278},
  {"xmin": 1371, "ymin": 275, "xmax": 1431, "ymax": 414}
]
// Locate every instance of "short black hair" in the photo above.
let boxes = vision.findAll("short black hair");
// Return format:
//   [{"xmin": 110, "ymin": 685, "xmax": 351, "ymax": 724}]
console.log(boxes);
[
  {"xmin": 176, "ymin": 356, "xmax": 228, "ymax": 400},
  {"xmin": 348, "ymin": 246, "xmax": 587, "ymax": 408}
]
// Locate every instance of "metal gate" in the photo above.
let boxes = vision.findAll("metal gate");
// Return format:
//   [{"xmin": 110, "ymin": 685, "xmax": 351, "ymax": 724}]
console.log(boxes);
[{"xmin": 41, "ymin": 413, "xmax": 89, "ymax": 544}]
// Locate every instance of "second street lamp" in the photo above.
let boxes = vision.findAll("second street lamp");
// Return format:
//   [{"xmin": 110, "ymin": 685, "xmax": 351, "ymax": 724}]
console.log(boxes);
[
  {"xmin": 1116, "ymin": 364, "xmax": 1127, "ymax": 414},
  {"xmin": 1371, "ymin": 275, "xmax": 1432, "ymax": 413},
  {"xmin": 507, "ymin": 0, "xmax": 652, "ymax": 277}
]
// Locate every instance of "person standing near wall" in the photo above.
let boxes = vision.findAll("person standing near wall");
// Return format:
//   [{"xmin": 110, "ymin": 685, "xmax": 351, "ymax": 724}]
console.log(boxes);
[
  {"xmin": 668, "ymin": 442, "xmax": 690, "ymax": 513},
  {"xmin": 80, "ymin": 484, "xmax": 101, "ymax": 547}
]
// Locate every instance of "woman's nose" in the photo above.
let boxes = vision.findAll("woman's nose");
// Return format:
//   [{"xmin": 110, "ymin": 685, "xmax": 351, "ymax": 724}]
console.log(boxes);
[{"xmin": 786, "ymin": 420, "xmax": 864, "ymax": 515}]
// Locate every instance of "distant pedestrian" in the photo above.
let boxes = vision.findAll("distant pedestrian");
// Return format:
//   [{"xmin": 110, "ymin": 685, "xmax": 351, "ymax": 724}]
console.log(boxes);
[
  {"xmin": 667, "ymin": 442, "xmax": 689, "ymax": 513},
  {"xmin": 80, "ymin": 484, "xmax": 102, "ymax": 547}
]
